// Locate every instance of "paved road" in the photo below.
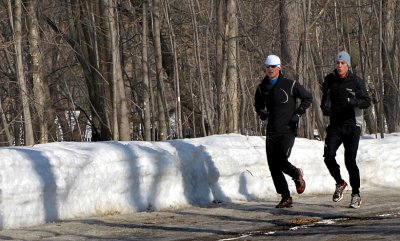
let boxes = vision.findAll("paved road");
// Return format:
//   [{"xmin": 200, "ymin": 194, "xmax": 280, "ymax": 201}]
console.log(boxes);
[{"xmin": 0, "ymin": 188, "xmax": 399, "ymax": 240}]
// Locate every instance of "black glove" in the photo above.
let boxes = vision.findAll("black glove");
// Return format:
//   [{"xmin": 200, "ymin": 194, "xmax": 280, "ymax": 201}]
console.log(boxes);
[
  {"xmin": 257, "ymin": 109, "xmax": 269, "ymax": 121},
  {"xmin": 289, "ymin": 114, "xmax": 300, "ymax": 136}
]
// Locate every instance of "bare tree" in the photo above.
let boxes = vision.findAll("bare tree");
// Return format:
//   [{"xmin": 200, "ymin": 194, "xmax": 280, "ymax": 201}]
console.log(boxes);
[
  {"xmin": 106, "ymin": 0, "xmax": 130, "ymax": 141},
  {"xmin": 2, "ymin": 0, "xmax": 399, "ymax": 145},
  {"xmin": 188, "ymin": 0, "xmax": 207, "ymax": 136},
  {"xmin": 45, "ymin": 2, "xmax": 113, "ymax": 141},
  {"xmin": 142, "ymin": 0, "xmax": 152, "ymax": 141},
  {"xmin": 151, "ymin": 0, "xmax": 168, "ymax": 140},
  {"xmin": 216, "ymin": 0, "xmax": 227, "ymax": 134},
  {"xmin": 226, "ymin": 0, "xmax": 239, "ymax": 133},
  {"xmin": 280, "ymin": 0, "xmax": 301, "ymax": 80},
  {"xmin": 163, "ymin": 0, "xmax": 183, "ymax": 139},
  {"xmin": 26, "ymin": 0, "xmax": 53, "ymax": 143},
  {"xmin": 11, "ymin": 0, "xmax": 35, "ymax": 145},
  {"xmin": 355, "ymin": 0, "xmax": 377, "ymax": 135},
  {"xmin": 300, "ymin": 0, "xmax": 315, "ymax": 139},
  {"xmin": 280, "ymin": 0, "xmax": 313, "ymax": 138},
  {"xmin": 377, "ymin": 0, "xmax": 385, "ymax": 137},
  {"xmin": 382, "ymin": 0, "xmax": 398, "ymax": 133},
  {"xmin": 0, "ymin": 96, "xmax": 12, "ymax": 145}
]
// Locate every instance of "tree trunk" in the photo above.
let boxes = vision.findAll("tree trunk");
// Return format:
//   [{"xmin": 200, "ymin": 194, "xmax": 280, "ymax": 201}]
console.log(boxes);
[
  {"xmin": 377, "ymin": 0, "xmax": 385, "ymax": 137},
  {"xmin": 226, "ymin": 0, "xmax": 239, "ymax": 133},
  {"xmin": 163, "ymin": 0, "xmax": 182, "ymax": 139},
  {"xmin": 382, "ymin": 0, "xmax": 397, "ymax": 133},
  {"xmin": 216, "ymin": 0, "xmax": 227, "ymax": 134},
  {"xmin": 203, "ymin": 1, "xmax": 215, "ymax": 135},
  {"xmin": 300, "ymin": 0, "xmax": 314, "ymax": 139},
  {"xmin": 107, "ymin": 0, "xmax": 130, "ymax": 141},
  {"xmin": 26, "ymin": 0, "xmax": 52, "ymax": 143},
  {"xmin": 142, "ymin": 0, "xmax": 152, "ymax": 141},
  {"xmin": 280, "ymin": 0, "xmax": 308, "ymax": 137},
  {"xmin": 0, "ymin": 94, "xmax": 13, "ymax": 145},
  {"xmin": 280, "ymin": 0, "xmax": 301, "ymax": 79},
  {"xmin": 97, "ymin": 0, "xmax": 117, "ymax": 140},
  {"xmin": 12, "ymin": 0, "xmax": 35, "ymax": 145},
  {"xmin": 80, "ymin": 2, "xmax": 112, "ymax": 141},
  {"xmin": 189, "ymin": 0, "xmax": 208, "ymax": 136},
  {"xmin": 152, "ymin": 0, "xmax": 168, "ymax": 140},
  {"xmin": 356, "ymin": 1, "xmax": 376, "ymax": 135}
]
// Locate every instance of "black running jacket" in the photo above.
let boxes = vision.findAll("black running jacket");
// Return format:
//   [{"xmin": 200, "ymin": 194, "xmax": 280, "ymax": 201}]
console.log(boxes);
[
  {"xmin": 254, "ymin": 74, "xmax": 313, "ymax": 135},
  {"xmin": 321, "ymin": 70, "xmax": 371, "ymax": 127}
]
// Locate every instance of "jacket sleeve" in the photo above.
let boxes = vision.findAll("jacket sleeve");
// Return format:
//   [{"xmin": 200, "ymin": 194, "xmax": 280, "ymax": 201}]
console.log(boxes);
[
  {"xmin": 355, "ymin": 77, "xmax": 371, "ymax": 109},
  {"xmin": 293, "ymin": 81, "xmax": 313, "ymax": 116},
  {"xmin": 320, "ymin": 76, "xmax": 329, "ymax": 109},
  {"xmin": 320, "ymin": 75, "xmax": 332, "ymax": 116},
  {"xmin": 254, "ymin": 84, "xmax": 266, "ymax": 116}
]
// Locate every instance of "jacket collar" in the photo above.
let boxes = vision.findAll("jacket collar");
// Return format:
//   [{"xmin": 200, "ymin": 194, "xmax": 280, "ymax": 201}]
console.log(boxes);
[{"xmin": 262, "ymin": 72, "xmax": 283, "ymax": 85}]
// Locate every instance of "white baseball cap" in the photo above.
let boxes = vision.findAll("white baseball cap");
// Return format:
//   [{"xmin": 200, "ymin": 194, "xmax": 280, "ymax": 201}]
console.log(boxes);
[{"xmin": 264, "ymin": 55, "xmax": 281, "ymax": 68}]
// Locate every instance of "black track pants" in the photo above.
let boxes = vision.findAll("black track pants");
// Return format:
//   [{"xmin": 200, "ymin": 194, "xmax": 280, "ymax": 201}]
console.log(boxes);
[
  {"xmin": 324, "ymin": 125, "xmax": 361, "ymax": 194},
  {"xmin": 266, "ymin": 132, "xmax": 298, "ymax": 196}
]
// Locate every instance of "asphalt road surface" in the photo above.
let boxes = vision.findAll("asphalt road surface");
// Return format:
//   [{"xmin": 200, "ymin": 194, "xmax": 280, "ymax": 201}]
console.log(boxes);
[{"xmin": 0, "ymin": 188, "xmax": 399, "ymax": 240}]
